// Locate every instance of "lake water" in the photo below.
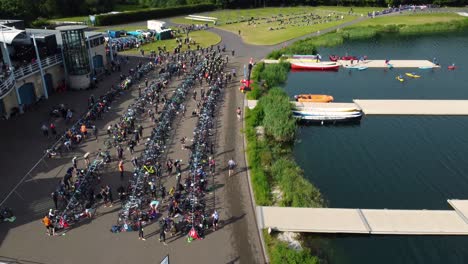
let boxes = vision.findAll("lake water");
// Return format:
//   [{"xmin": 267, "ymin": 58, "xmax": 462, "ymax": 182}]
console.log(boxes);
[{"xmin": 286, "ymin": 31, "xmax": 468, "ymax": 263}]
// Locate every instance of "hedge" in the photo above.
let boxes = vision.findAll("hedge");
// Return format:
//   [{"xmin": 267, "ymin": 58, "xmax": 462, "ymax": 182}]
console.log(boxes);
[{"xmin": 95, "ymin": 4, "xmax": 216, "ymax": 26}]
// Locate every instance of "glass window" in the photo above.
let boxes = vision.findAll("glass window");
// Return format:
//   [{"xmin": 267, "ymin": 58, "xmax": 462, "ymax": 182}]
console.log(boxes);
[{"xmin": 61, "ymin": 28, "xmax": 90, "ymax": 75}]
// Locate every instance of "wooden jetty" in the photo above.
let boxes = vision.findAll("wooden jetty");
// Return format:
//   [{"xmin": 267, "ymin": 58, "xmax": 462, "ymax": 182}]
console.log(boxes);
[{"xmin": 257, "ymin": 200, "xmax": 468, "ymax": 235}]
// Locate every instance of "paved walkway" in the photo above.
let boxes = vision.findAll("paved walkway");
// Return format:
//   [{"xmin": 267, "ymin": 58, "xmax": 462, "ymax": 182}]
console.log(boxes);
[
  {"xmin": 2, "ymin": 8, "xmax": 456, "ymax": 263},
  {"xmin": 258, "ymin": 200, "xmax": 468, "ymax": 235},
  {"xmin": 0, "ymin": 13, "xmax": 377, "ymax": 264},
  {"xmin": 0, "ymin": 52, "xmax": 266, "ymax": 264}
]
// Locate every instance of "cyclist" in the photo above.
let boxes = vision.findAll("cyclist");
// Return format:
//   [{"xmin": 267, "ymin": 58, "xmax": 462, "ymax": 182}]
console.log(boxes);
[{"xmin": 228, "ymin": 158, "xmax": 236, "ymax": 176}]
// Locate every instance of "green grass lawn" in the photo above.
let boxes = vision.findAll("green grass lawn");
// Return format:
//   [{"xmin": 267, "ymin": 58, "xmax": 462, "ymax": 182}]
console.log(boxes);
[
  {"xmin": 221, "ymin": 16, "xmax": 356, "ymax": 45},
  {"xmin": 96, "ymin": 25, "xmax": 148, "ymax": 32},
  {"xmin": 350, "ymin": 12, "xmax": 466, "ymax": 27},
  {"xmin": 50, "ymin": 16, "xmax": 89, "ymax": 22},
  {"xmin": 120, "ymin": 30, "xmax": 221, "ymax": 55},
  {"xmin": 171, "ymin": 6, "xmax": 364, "ymax": 45},
  {"xmin": 316, "ymin": 6, "xmax": 379, "ymax": 15}
]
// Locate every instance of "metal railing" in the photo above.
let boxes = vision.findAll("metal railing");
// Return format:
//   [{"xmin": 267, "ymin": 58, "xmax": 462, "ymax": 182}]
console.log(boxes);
[
  {"xmin": 0, "ymin": 74, "xmax": 16, "ymax": 99},
  {"xmin": 13, "ymin": 53, "xmax": 63, "ymax": 80}
]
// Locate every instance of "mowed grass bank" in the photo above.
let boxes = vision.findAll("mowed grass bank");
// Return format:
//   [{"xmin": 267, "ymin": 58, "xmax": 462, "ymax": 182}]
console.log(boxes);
[
  {"xmin": 268, "ymin": 13, "xmax": 468, "ymax": 58},
  {"xmin": 172, "ymin": 6, "xmax": 366, "ymax": 45},
  {"xmin": 120, "ymin": 31, "xmax": 221, "ymax": 55},
  {"xmin": 354, "ymin": 12, "xmax": 465, "ymax": 26},
  {"xmin": 219, "ymin": 15, "xmax": 356, "ymax": 45}
]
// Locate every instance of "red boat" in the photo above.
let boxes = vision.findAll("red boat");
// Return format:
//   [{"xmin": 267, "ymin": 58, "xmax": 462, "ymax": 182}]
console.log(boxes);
[
  {"xmin": 448, "ymin": 65, "xmax": 456, "ymax": 70},
  {"xmin": 329, "ymin": 55, "xmax": 358, "ymax": 61},
  {"xmin": 291, "ymin": 62, "xmax": 340, "ymax": 71}
]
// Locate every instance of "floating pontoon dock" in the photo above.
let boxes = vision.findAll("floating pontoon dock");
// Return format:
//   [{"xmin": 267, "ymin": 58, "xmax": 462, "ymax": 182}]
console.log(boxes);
[
  {"xmin": 246, "ymin": 100, "xmax": 359, "ymax": 111},
  {"xmin": 339, "ymin": 59, "xmax": 439, "ymax": 68},
  {"xmin": 262, "ymin": 59, "xmax": 439, "ymax": 68},
  {"xmin": 246, "ymin": 100, "xmax": 468, "ymax": 115},
  {"xmin": 257, "ymin": 199, "xmax": 468, "ymax": 235},
  {"xmin": 354, "ymin": 100, "xmax": 468, "ymax": 115}
]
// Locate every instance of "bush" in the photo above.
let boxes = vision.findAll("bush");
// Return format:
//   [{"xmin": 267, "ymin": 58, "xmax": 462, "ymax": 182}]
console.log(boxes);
[
  {"xmin": 267, "ymin": 42, "xmax": 317, "ymax": 59},
  {"xmin": 247, "ymin": 62, "xmax": 290, "ymax": 100},
  {"xmin": 270, "ymin": 242, "xmax": 320, "ymax": 264},
  {"xmin": 31, "ymin": 18, "xmax": 51, "ymax": 28},
  {"xmin": 260, "ymin": 88, "xmax": 296, "ymax": 143},
  {"xmin": 264, "ymin": 230, "xmax": 320, "ymax": 264},
  {"xmin": 260, "ymin": 62, "xmax": 290, "ymax": 89},
  {"xmin": 95, "ymin": 4, "xmax": 216, "ymax": 26},
  {"xmin": 271, "ymin": 158, "xmax": 325, "ymax": 208},
  {"xmin": 245, "ymin": 107, "xmax": 271, "ymax": 206}
]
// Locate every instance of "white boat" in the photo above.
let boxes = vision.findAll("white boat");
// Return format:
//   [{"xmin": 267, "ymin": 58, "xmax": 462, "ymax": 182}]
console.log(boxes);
[
  {"xmin": 419, "ymin": 66, "xmax": 433, "ymax": 70},
  {"xmin": 293, "ymin": 110, "xmax": 362, "ymax": 116},
  {"xmin": 293, "ymin": 110, "xmax": 363, "ymax": 123},
  {"xmin": 291, "ymin": 62, "xmax": 340, "ymax": 71},
  {"xmin": 346, "ymin": 66, "xmax": 368, "ymax": 70},
  {"xmin": 296, "ymin": 107, "xmax": 360, "ymax": 112}
]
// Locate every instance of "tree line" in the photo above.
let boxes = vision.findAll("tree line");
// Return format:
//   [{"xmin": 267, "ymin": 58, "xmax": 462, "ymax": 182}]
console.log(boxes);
[{"xmin": 1, "ymin": 0, "xmax": 465, "ymax": 25}]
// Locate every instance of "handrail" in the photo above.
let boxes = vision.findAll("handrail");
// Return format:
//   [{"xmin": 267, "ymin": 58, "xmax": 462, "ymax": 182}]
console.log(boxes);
[
  {"xmin": 13, "ymin": 53, "xmax": 63, "ymax": 80},
  {"xmin": 0, "ymin": 74, "xmax": 16, "ymax": 99}
]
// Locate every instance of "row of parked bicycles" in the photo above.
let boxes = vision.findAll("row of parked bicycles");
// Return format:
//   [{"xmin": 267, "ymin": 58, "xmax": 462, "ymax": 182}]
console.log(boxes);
[
  {"xmin": 48, "ymin": 62, "xmax": 157, "ymax": 230},
  {"xmin": 115, "ymin": 52, "xmax": 227, "ymax": 237},
  {"xmin": 178, "ymin": 57, "xmax": 226, "ymax": 240},
  {"xmin": 116, "ymin": 57, "xmax": 210, "ymax": 231}
]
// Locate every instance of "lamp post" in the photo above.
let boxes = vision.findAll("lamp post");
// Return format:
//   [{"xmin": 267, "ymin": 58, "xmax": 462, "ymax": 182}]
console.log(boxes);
[{"xmin": 32, "ymin": 34, "xmax": 48, "ymax": 99}]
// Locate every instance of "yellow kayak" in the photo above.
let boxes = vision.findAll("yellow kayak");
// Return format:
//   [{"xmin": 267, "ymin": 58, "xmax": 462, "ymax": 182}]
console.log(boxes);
[
  {"xmin": 405, "ymin": 73, "xmax": 421, "ymax": 78},
  {"xmin": 396, "ymin": 76, "xmax": 405, "ymax": 82}
]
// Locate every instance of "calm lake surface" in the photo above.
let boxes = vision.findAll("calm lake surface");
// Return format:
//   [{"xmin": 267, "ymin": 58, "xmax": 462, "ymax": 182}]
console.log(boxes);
[{"xmin": 286, "ymin": 31, "xmax": 468, "ymax": 263}]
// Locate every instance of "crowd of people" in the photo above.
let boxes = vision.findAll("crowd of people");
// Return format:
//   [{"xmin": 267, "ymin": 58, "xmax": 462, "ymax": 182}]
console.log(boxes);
[
  {"xmin": 39, "ymin": 42, "xmax": 236, "ymax": 246},
  {"xmin": 112, "ymin": 47, "xmax": 229, "ymax": 245},
  {"xmin": 41, "ymin": 56, "xmax": 155, "ymax": 236}
]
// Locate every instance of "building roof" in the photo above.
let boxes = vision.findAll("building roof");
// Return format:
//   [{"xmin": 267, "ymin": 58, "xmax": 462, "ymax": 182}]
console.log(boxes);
[
  {"xmin": 26, "ymin": 28, "xmax": 62, "ymax": 45},
  {"xmin": 0, "ymin": 19, "xmax": 23, "ymax": 25},
  {"xmin": 25, "ymin": 29, "xmax": 57, "ymax": 38},
  {"xmin": 85, "ymin": 31, "xmax": 103, "ymax": 40},
  {"xmin": 0, "ymin": 28, "xmax": 26, "ymax": 44}
]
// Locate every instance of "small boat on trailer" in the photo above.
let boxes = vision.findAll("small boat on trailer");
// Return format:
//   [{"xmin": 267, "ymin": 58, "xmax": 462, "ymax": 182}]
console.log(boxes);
[
  {"xmin": 294, "ymin": 94, "xmax": 334, "ymax": 103},
  {"xmin": 291, "ymin": 62, "xmax": 340, "ymax": 71}
]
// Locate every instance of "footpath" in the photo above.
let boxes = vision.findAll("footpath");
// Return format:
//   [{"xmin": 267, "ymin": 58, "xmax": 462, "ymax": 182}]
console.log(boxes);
[{"xmin": 0, "ymin": 51, "xmax": 265, "ymax": 264}]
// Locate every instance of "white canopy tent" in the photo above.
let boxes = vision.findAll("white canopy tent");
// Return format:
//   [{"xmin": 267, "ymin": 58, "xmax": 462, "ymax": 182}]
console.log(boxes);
[{"xmin": 0, "ymin": 27, "xmax": 26, "ymax": 44}]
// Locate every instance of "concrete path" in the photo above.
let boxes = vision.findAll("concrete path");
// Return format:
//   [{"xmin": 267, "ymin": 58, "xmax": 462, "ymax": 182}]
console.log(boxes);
[
  {"xmin": 0, "ymin": 52, "xmax": 266, "ymax": 264},
  {"xmin": 258, "ymin": 200, "xmax": 468, "ymax": 235},
  {"xmin": 2, "ymin": 7, "xmax": 458, "ymax": 264}
]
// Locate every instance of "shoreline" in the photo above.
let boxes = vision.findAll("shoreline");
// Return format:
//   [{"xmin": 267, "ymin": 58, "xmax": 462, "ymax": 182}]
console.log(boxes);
[{"xmin": 242, "ymin": 17, "xmax": 468, "ymax": 263}]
